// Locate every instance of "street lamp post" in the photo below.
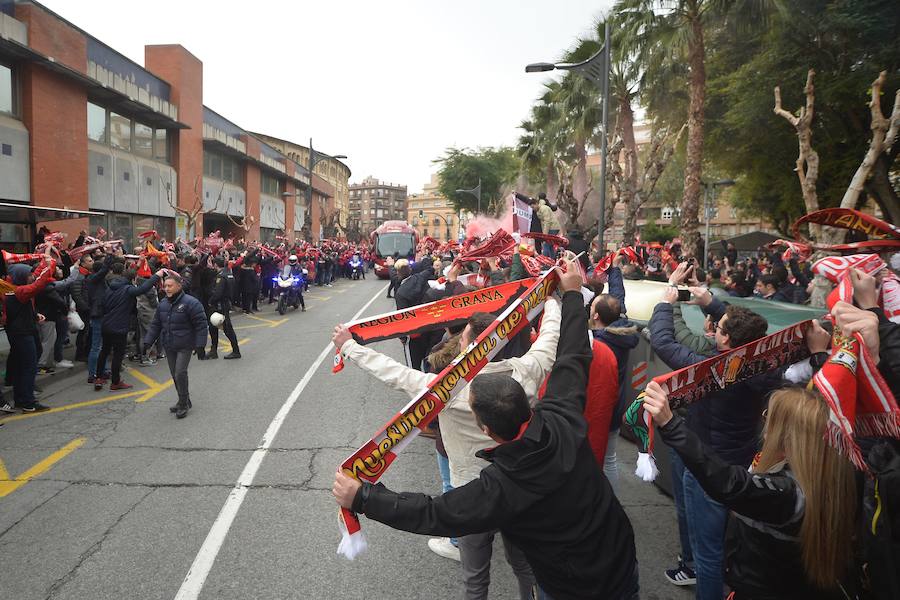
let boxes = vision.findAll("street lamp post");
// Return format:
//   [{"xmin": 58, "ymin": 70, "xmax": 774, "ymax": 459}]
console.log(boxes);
[
  {"xmin": 455, "ymin": 179, "xmax": 482, "ymax": 215},
  {"xmin": 526, "ymin": 21, "xmax": 611, "ymax": 252},
  {"xmin": 702, "ymin": 179, "xmax": 736, "ymax": 269},
  {"xmin": 304, "ymin": 138, "xmax": 347, "ymax": 240}
]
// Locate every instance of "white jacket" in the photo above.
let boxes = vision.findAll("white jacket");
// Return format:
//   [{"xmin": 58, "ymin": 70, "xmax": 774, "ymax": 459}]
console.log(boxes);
[{"xmin": 340, "ymin": 296, "xmax": 561, "ymax": 488}]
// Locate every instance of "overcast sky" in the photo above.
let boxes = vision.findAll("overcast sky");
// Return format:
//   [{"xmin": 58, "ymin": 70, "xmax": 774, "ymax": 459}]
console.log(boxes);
[{"xmin": 43, "ymin": 0, "xmax": 612, "ymax": 192}]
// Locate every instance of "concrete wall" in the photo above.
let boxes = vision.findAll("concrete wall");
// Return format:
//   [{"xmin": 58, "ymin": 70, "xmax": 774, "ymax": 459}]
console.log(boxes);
[
  {"xmin": 88, "ymin": 142, "xmax": 177, "ymax": 218},
  {"xmin": 202, "ymin": 177, "xmax": 245, "ymax": 217},
  {"xmin": 0, "ymin": 115, "xmax": 29, "ymax": 202}
]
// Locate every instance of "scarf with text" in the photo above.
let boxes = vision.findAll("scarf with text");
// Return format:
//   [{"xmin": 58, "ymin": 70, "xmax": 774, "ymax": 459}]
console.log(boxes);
[
  {"xmin": 336, "ymin": 270, "xmax": 559, "ymax": 559},
  {"xmin": 624, "ymin": 320, "xmax": 813, "ymax": 482},
  {"xmin": 332, "ymin": 277, "xmax": 537, "ymax": 373}
]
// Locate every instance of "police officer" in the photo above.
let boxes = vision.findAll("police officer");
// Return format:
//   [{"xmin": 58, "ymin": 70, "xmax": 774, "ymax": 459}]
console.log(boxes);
[
  {"xmin": 207, "ymin": 256, "xmax": 241, "ymax": 360},
  {"xmin": 281, "ymin": 255, "xmax": 306, "ymax": 312}
]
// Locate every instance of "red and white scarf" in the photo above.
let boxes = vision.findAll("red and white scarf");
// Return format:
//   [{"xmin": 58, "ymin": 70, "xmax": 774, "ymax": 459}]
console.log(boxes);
[{"xmin": 336, "ymin": 269, "xmax": 560, "ymax": 559}]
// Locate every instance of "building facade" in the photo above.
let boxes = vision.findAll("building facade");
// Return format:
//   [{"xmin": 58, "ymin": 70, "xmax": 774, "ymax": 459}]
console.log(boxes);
[
  {"xmin": 0, "ymin": 1, "xmax": 337, "ymax": 251},
  {"xmin": 406, "ymin": 174, "xmax": 458, "ymax": 242},
  {"xmin": 348, "ymin": 176, "xmax": 407, "ymax": 235},
  {"xmin": 252, "ymin": 133, "xmax": 351, "ymax": 238}
]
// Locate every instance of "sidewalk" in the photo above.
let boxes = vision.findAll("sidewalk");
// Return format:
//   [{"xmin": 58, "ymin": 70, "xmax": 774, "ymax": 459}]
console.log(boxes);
[{"xmin": 0, "ymin": 330, "xmax": 88, "ymax": 396}]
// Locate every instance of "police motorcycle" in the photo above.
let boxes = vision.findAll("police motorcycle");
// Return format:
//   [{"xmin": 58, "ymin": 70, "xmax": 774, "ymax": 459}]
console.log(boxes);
[
  {"xmin": 350, "ymin": 254, "xmax": 364, "ymax": 280},
  {"xmin": 274, "ymin": 255, "xmax": 307, "ymax": 315}
]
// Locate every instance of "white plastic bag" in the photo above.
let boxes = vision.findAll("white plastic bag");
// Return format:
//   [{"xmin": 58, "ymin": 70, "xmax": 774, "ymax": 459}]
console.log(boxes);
[{"xmin": 68, "ymin": 309, "xmax": 84, "ymax": 333}]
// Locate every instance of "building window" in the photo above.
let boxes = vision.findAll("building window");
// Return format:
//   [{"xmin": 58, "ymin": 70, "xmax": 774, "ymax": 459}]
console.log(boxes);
[
  {"xmin": 153, "ymin": 129, "xmax": 168, "ymax": 162},
  {"xmin": 1, "ymin": 143, "xmax": 10, "ymax": 156},
  {"xmin": 87, "ymin": 102, "xmax": 107, "ymax": 143},
  {"xmin": 109, "ymin": 112, "xmax": 131, "ymax": 151},
  {"xmin": 261, "ymin": 173, "xmax": 282, "ymax": 197},
  {"xmin": 134, "ymin": 122, "xmax": 153, "ymax": 158},
  {"xmin": 661, "ymin": 207, "xmax": 674, "ymax": 220},
  {"xmin": 0, "ymin": 63, "xmax": 13, "ymax": 115}
]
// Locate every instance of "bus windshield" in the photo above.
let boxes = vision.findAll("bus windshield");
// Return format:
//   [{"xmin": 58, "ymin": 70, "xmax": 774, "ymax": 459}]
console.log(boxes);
[{"xmin": 376, "ymin": 232, "xmax": 415, "ymax": 258}]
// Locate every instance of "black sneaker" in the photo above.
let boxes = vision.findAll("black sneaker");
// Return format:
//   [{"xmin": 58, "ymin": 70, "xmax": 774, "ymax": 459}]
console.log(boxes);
[
  {"xmin": 21, "ymin": 403, "xmax": 51, "ymax": 413},
  {"xmin": 0, "ymin": 402, "xmax": 16, "ymax": 414},
  {"xmin": 223, "ymin": 352, "xmax": 241, "ymax": 360},
  {"xmin": 665, "ymin": 557, "xmax": 697, "ymax": 586}
]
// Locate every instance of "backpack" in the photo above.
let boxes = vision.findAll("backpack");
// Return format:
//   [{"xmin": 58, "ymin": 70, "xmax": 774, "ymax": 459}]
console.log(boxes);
[{"xmin": 861, "ymin": 439, "xmax": 900, "ymax": 600}]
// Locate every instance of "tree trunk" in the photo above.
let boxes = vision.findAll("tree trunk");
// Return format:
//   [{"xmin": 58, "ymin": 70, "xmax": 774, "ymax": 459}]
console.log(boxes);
[
  {"xmin": 545, "ymin": 160, "xmax": 559, "ymax": 205},
  {"xmin": 680, "ymin": 14, "xmax": 706, "ymax": 257},
  {"xmin": 868, "ymin": 155, "xmax": 900, "ymax": 223},
  {"xmin": 619, "ymin": 98, "xmax": 639, "ymax": 244}
]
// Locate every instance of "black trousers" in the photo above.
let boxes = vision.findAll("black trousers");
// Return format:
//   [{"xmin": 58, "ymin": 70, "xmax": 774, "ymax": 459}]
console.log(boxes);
[
  {"xmin": 96, "ymin": 331, "xmax": 127, "ymax": 384},
  {"xmin": 75, "ymin": 310, "xmax": 91, "ymax": 360},
  {"xmin": 209, "ymin": 309, "xmax": 239, "ymax": 353}
]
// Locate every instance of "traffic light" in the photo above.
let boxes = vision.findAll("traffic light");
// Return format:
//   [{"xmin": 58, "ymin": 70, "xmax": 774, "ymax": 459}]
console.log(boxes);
[{"xmin": 418, "ymin": 209, "xmax": 424, "ymax": 219}]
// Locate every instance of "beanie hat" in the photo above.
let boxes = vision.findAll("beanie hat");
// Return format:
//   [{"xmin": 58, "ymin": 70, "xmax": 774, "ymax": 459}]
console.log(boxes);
[{"xmin": 8, "ymin": 263, "xmax": 33, "ymax": 285}]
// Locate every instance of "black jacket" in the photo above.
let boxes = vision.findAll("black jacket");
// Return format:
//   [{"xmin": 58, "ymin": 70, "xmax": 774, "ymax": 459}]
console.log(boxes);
[
  {"xmin": 35, "ymin": 287, "xmax": 67, "ymax": 322},
  {"xmin": 660, "ymin": 415, "xmax": 853, "ymax": 600},
  {"xmin": 566, "ymin": 234, "xmax": 591, "ymax": 271},
  {"xmin": 208, "ymin": 267, "xmax": 236, "ymax": 311},
  {"xmin": 394, "ymin": 266, "xmax": 436, "ymax": 310},
  {"xmin": 101, "ymin": 275, "xmax": 160, "ymax": 334},
  {"xmin": 353, "ymin": 291, "xmax": 637, "ymax": 600},
  {"xmin": 870, "ymin": 306, "xmax": 900, "ymax": 392},
  {"xmin": 87, "ymin": 257, "xmax": 114, "ymax": 319},
  {"xmin": 69, "ymin": 270, "xmax": 91, "ymax": 313},
  {"xmin": 143, "ymin": 290, "xmax": 208, "ymax": 351},
  {"xmin": 649, "ymin": 298, "xmax": 781, "ymax": 467}
]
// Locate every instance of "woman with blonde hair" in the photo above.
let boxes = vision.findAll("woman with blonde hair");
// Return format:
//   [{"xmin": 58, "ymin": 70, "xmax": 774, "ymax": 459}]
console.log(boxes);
[{"xmin": 643, "ymin": 381, "xmax": 859, "ymax": 599}]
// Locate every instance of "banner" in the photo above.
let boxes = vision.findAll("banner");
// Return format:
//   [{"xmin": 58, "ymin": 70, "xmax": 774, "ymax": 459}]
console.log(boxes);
[
  {"xmin": 337, "ymin": 269, "xmax": 560, "ymax": 559},
  {"xmin": 792, "ymin": 208, "xmax": 900, "ymax": 243},
  {"xmin": 511, "ymin": 196, "xmax": 533, "ymax": 234},
  {"xmin": 624, "ymin": 320, "xmax": 813, "ymax": 481}
]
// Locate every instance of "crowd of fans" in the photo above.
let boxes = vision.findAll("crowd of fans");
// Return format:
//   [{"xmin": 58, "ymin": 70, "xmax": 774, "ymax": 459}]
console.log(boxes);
[
  {"xmin": 329, "ymin": 229, "xmax": 900, "ymax": 600},
  {"xmin": 1, "ymin": 229, "xmax": 372, "ymax": 417}
]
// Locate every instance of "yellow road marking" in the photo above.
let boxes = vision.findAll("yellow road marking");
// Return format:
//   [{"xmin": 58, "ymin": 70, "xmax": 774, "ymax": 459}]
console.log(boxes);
[
  {"xmin": 233, "ymin": 323, "xmax": 270, "ymax": 331},
  {"xmin": 134, "ymin": 379, "xmax": 173, "ymax": 403},
  {"xmin": 243, "ymin": 313, "xmax": 280, "ymax": 325},
  {"xmin": 126, "ymin": 368, "xmax": 162, "ymax": 389},
  {"xmin": 0, "ymin": 391, "xmax": 145, "ymax": 424},
  {"xmin": 219, "ymin": 337, "xmax": 250, "ymax": 351},
  {"xmin": 0, "ymin": 437, "xmax": 86, "ymax": 497}
]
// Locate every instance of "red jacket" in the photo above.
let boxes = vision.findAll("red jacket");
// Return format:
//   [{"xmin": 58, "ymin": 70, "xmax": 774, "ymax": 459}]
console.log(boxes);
[{"xmin": 536, "ymin": 337, "xmax": 619, "ymax": 466}]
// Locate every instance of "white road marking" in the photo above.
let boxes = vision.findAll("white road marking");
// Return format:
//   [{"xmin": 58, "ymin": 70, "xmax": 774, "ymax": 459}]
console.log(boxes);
[{"xmin": 174, "ymin": 283, "xmax": 389, "ymax": 600}]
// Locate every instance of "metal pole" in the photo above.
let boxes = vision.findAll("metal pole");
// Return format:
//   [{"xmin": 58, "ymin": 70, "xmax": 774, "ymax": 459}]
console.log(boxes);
[
  {"xmin": 703, "ymin": 184, "xmax": 711, "ymax": 270},
  {"xmin": 597, "ymin": 21, "xmax": 611, "ymax": 253},
  {"xmin": 307, "ymin": 138, "xmax": 315, "ymax": 240}
]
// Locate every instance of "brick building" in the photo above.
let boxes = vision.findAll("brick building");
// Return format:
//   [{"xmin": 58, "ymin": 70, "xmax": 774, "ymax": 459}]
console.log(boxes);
[
  {"xmin": 348, "ymin": 176, "xmax": 407, "ymax": 235},
  {"xmin": 406, "ymin": 174, "xmax": 458, "ymax": 242},
  {"xmin": 0, "ymin": 1, "xmax": 338, "ymax": 252}
]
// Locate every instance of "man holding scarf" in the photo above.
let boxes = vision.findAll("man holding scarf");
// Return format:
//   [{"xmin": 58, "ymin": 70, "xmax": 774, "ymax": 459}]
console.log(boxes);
[{"xmin": 333, "ymin": 265, "xmax": 638, "ymax": 600}]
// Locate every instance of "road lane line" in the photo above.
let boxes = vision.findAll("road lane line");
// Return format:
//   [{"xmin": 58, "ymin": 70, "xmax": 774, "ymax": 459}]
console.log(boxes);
[
  {"xmin": 127, "ymin": 367, "xmax": 163, "ymax": 389},
  {"xmin": 0, "ymin": 391, "xmax": 146, "ymax": 424},
  {"xmin": 173, "ymin": 283, "xmax": 388, "ymax": 600},
  {"xmin": 134, "ymin": 379, "xmax": 174, "ymax": 403},
  {"xmin": 0, "ymin": 437, "xmax": 86, "ymax": 497}
]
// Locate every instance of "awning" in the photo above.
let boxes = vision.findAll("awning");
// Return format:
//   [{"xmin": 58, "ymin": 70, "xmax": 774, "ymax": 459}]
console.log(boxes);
[{"xmin": 0, "ymin": 201, "xmax": 104, "ymax": 224}]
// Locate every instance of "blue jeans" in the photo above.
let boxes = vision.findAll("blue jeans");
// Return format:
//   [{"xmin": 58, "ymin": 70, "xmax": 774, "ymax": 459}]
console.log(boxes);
[
  {"xmin": 541, "ymin": 229, "xmax": 560, "ymax": 258},
  {"xmin": 7, "ymin": 334, "xmax": 38, "ymax": 408},
  {"xmin": 87, "ymin": 318, "xmax": 103, "ymax": 377},
  {"xmin": 604, "ymin": 431, "xmax": 620, "ymax": 495},
  {"xmin": 669, "ymin": 447, "xmax": 694, "ymax": 566},
  {"xmin": 435, "ymin": 451, "xmax": 457, "ymax": 546},
  {"xmin": 683, "ymin": 470, "xmax": 728, "ymax": 600}
]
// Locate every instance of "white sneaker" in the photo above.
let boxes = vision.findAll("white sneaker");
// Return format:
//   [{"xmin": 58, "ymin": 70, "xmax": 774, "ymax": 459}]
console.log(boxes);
[
  {"xmin": 57, "ymin": 360, "xmax": 74, "ymax": 368},
  {"xmin": 427, "ymin": 537, "xmax": 460, "ymax": 562}
]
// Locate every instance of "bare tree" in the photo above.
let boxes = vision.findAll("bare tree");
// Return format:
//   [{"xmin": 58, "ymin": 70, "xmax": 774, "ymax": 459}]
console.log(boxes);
[
  {"xmin": 608, "ymin": 123, "xmax": 686, "ymax": 245},
  {"xmin": 777, "ymin": 69, "xmax": 900, "ymax": 244},
  {"xmin": 165, "ymin": 176, "xmax": 223, "ymax": 239},
  {"xmin": 226, "ymin": 212, "xmax": 256, "ymax": 236},
  {"xmin": 774, "ymin": 69, "xmax": 822, "ymax": 239},
  {"xmin": 555, "ymin": 162, "xmax": 596, "ymax": 240}
]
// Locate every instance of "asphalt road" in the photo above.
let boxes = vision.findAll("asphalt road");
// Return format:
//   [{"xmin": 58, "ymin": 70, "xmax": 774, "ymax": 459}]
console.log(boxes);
[{"xmin": 0, "ymin": 277, "xmax": 691, "ymax": 600}]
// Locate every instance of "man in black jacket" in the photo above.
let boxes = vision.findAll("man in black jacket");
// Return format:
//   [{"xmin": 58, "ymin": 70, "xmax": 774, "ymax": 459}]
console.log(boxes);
[
  {"xmin": 86, "ymin": 254, "xmax": 114, "ymax": 383},
  {"xmin": 332, "ymin": 265, "xmax": 639, "ymax": 600},
  {"xmin": 144, "ymin": 274, "xmax": 208, "ymax": 419},
  {"xmin": 394, "ymin": 257, "xmax": 439, "ymax": 371},
  {"xmin": 94, "ymin": 264, "xmax": 161, "ymax": 390},
  {"xmin": 206, "ymin": 256, "xmax": 241, "ymax": 360},
  {"xmin": 68, "ymin": 254, "xmax": 96, "ymax": 362}
]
